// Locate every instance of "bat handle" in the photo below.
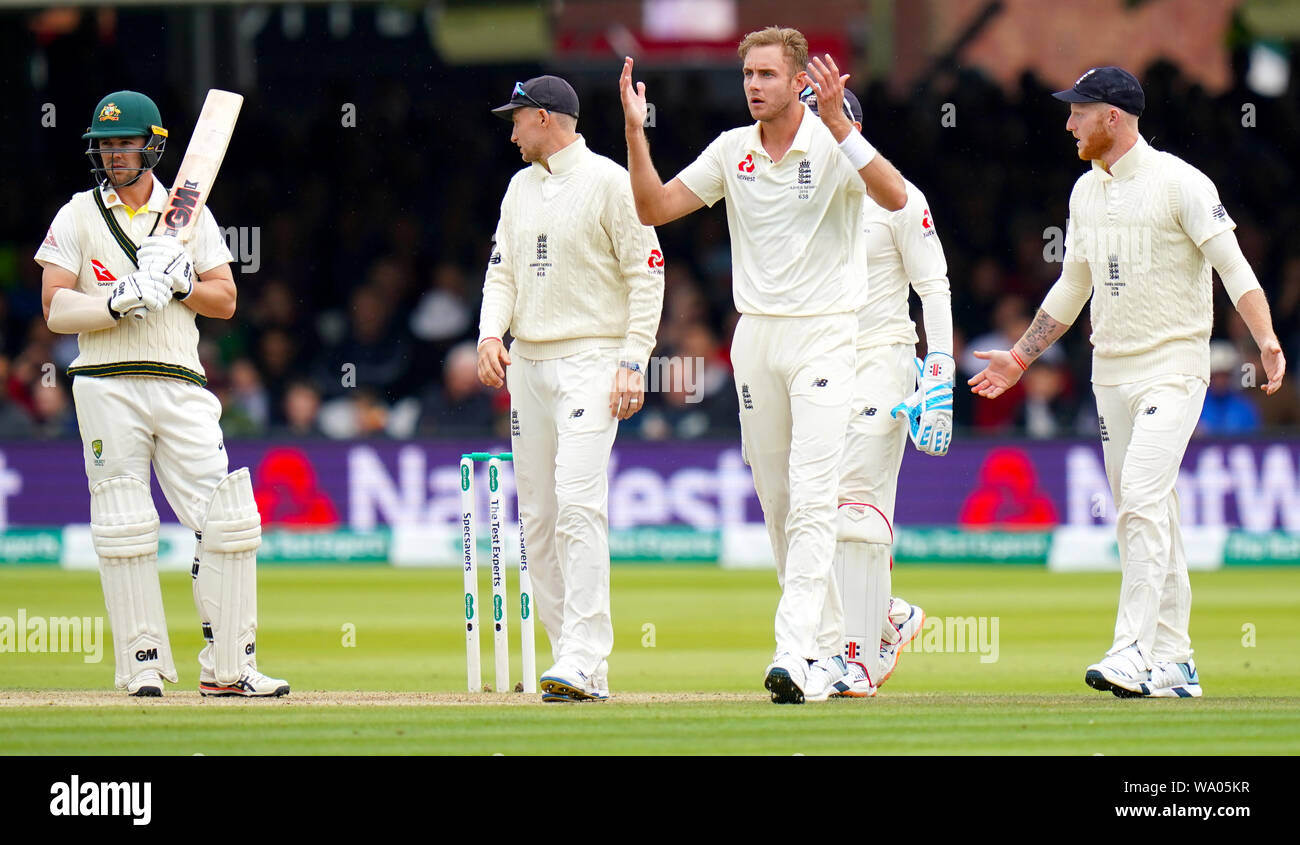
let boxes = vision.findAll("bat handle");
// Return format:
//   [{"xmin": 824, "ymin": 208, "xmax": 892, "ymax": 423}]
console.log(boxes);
[{"xmin": 128, "ymin": 305, "xmax": 148, "ymax": 321}]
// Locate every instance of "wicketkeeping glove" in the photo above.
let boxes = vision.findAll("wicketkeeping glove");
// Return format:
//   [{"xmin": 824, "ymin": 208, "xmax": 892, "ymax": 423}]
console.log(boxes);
[
  {"xmin": 137, "ymin": 235, "xmax": 194, "ymax": 300},
  {"xmin": 890, "ymin": 352, "xmax": 955, "ymax": 457}
]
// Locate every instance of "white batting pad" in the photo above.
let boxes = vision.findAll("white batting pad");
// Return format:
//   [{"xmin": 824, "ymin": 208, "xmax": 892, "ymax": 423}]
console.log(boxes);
[
  {"xmin": 196, "ymin": 468, "xmax": 262, "ymax": 685},
  {"xmin": 91, "ymin": 475, "xmax": 177, "ymax": 688},
  {"xmin": 834, "ymin": 503, "xmax": 893, "ymax": 684}
]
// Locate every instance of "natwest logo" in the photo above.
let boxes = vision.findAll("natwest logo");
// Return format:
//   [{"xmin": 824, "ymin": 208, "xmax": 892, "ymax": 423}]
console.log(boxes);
[
  {"xmin": 647, "ymin": 249, "xmax": 664, "ymax": 269},
  {"xmin": 922, "ymin": 209, "xmax": 932, "ymax": 229},
  {"xmin": 737, "ymin": 153, "xmax": 755, "ymax": 173}
]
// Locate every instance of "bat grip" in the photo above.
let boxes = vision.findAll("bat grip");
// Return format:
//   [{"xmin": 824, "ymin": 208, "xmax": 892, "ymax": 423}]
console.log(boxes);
[{"xmin": 128, "ymin": 305, "xmax": 148, "ymax": 321}]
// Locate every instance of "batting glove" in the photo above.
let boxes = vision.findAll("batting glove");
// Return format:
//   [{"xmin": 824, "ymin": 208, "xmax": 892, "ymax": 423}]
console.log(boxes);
[
  {"xmin": 108, "ymin": 269, "xmax": 171, "ymax": 319},
  {"xmin": 890, "ymin": 352, "xmax": 955, "ymax": 457},
  {"xmin": 137, "ymin": 235, "xmax": 194, "ymax": 299}
]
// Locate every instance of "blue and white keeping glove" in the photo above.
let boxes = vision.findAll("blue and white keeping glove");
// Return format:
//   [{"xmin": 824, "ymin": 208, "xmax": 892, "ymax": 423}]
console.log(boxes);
[{"xmin": 890, "ymin": 352, "xmax": 954, "ymax": 456}]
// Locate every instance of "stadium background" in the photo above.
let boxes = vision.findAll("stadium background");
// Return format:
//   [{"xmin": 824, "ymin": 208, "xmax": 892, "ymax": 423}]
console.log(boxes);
[{"xmin": 2, "ymin": 0, "xmax": 1299, "ymax": 571}]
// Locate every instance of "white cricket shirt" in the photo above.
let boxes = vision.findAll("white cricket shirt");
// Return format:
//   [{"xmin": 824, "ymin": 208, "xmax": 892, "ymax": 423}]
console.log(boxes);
[
  {"xmin": 675, "ymin": 103, "xmax": 868, "ymax": 317},
  {"xmin": 1041, "ymin": 137, "xmax": 1237, "ymax": 385},
  {"xmin": 857, "ymin": 179, "xmax": 951, "ymax": 352},
  {"xmin": 35, "ymin": 179, "xmax": 233, "ymax": 385},
  {"xmin": 478, "ymin": 135, "xmax": 664, "ymax": 368}
]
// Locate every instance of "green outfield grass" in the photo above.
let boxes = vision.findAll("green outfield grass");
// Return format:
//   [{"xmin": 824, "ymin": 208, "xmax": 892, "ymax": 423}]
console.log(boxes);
[{"xmin": 2, "ymin": 565, "xmax": 1299, "ymax": 754}]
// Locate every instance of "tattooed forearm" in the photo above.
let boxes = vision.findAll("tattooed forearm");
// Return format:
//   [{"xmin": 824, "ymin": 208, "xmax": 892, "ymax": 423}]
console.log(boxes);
[{"xmin": 1015, "ymin": 309, "xmax": 1070, "ymax": 362}]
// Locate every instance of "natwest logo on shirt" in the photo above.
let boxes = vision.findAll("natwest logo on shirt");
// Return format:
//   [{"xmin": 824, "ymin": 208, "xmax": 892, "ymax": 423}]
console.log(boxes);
[
  {"xmin": 921, "ymin": 208, "xmax": 937, "ymax": 238},
  {"xmin": 90, "ymin": 259, "xmax": 117, "ymax": 283},
  {"xmin": 737, "ymin": 154, "xmax": 755, "ymax": 173},
  {"xmin": 647, "ymin": 249, "xmax": 664, "ymax": 270}
]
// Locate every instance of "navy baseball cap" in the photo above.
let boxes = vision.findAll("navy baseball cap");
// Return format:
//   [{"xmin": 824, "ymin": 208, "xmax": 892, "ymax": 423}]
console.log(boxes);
[
  {"xmin": 492, "ymin": 76, "xmax": 580, "ymax": 121},
  {"xmin": 799, "ymin": 86, "xmax": 862, "ymax": 124},
  {"xmin": 1052, "ymin": 66, "xmax": 1145, "ymax": 117}
]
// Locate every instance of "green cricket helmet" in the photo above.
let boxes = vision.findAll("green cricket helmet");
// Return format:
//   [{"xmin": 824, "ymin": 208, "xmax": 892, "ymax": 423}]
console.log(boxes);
[{"xmin": 83, "ymin": 90, "xmax": 168, "ymax": 188}]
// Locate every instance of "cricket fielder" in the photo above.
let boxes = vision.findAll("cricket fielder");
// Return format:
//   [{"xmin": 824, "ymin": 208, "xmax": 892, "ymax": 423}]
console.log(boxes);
[
  {"xmin": 477, "ymin": 76, "xmax": 664, "ymax": 701},
  {"xmin": 621, "ymin": 26, "xmax": 908, "ymax": 703},
  {"xmin": 968, "ymin": 67, "xmax": 1286, "ymax": 698},
  {"xmin": 800, "ymin": 88, "xmax": 950, "ymax": 697},
  {"xmin": 36, "ymin": 91, "xmax": 288, "ymax": 697}
]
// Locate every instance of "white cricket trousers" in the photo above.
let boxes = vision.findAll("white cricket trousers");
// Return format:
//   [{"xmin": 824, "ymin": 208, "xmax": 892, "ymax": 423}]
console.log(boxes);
[
  {"xmin": 838, "ymin": 343, "xmax": 914, "ymax": 518},
  {"xmin": 508, "ymin": 347, "xmax": 620, "ymax": 675},
  {"xmin": 733, "ymin": 313, "xmax": 856, "ymax": 660},
  {"xmin": 72, "ymin": 376, "xmax": 230, "ymax": 529},
  {"xmin": 1094, "ymin": 373, "xmax": 1207, "ymax": 664}
]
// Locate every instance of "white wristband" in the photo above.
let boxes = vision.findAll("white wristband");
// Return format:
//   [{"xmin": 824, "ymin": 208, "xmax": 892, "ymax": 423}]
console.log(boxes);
[{"xmin": 838, "ymin": 130, "xmax": 877, "ymax": 171}]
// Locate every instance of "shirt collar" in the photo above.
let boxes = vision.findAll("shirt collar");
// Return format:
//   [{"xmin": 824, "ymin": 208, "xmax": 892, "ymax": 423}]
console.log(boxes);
[
  {"xmin": 98, "ymin": 174, "xmax": 168, "ymax": 212},
  {"xmin": 535, "ymin": 135, "xmax": 587, "ymax": 176},
  {"xmin": 745, "ymin": 102, "xmax": 816, "ymax": 161},
  {"xmin": 1092, "ymin": 136, "xmax": 1149, "ymax": 181}
]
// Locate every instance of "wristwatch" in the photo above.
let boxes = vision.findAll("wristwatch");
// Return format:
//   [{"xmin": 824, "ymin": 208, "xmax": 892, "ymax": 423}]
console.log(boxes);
[{"xmin": 618, "ymin": 360, "xmax": 642, "ymax": 373}]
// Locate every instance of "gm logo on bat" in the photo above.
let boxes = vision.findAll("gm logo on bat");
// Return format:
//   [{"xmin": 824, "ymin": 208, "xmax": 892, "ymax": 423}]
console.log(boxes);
[{"xmin": 163, "ymin": 180, "xmax": 204, "ymax": 234}]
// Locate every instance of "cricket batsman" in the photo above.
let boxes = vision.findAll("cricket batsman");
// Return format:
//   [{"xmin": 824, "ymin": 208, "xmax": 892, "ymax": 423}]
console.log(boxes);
[
  {"xmin": 969, "ymin": 67, "xmax": 1286, "ymax": 698},
  {"xmin": 36, "ymin": 91, "xmax": 288, "ymax": 697}
]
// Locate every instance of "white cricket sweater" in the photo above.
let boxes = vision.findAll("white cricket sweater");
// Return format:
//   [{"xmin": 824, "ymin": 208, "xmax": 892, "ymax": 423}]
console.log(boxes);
[
  {"xmin": 477, "ymin": 136, "xmax": 664, "ymax": 368},
  {"xmin": 1041, "ymin": 137, "xmax": 1237, "ymax": 385}
]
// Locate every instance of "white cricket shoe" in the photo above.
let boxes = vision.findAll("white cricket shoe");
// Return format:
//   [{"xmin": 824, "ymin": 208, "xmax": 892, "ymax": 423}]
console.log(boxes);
[
  {"xmin": 200, "ymin": 667, "xmax": 290, "ymax": 698},
  {"xmin": 829, "ymin": 659, "xmax": 877, "ymax": 698},
  {"xmin": 539, "ymin": 661, "xmax": 603, "ymax": 702},
  {"xmin": 763, "ymin": 652, "xmax": 809, "ymax": 704},
  {"xmin": 591, "ymin": 659, "xmax": 610, "ymax": 700},
  {"xmin": 1120, "ymin": 659, "xmax": 1202, "ymax": 699},
  {"xmin": 804, "ymin": 655, "xmax": 852, "ymax": 702},
  {"xmin": 878, "ymin": 598, "xmax": 926, "ymax": 687},
  {"xmin": 127, "ymin": 668, "xmax": 163, "ymax": 697},
  {"xmin": 1084, "ymin": 644, "xmax": 1149, "ymax": 695}
]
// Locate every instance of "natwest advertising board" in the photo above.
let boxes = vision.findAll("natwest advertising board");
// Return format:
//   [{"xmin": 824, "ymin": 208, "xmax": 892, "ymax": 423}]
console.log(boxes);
[{"xmin": 4, "ymin": 438, "xmax": 1300, "ymax": 532}]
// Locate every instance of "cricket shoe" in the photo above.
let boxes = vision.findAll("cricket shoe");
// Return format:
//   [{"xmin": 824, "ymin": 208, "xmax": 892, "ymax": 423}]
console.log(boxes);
[
  {"xmin": 200, "ymin": 667, "xmax": 290, "ymax": 698},
  {"xmin": 539, "ymin": 661, "xmax": 603, "ymax": 702},
  {"xmin": 1114, "ymin": 659, "xmax": 1202, "ymax": 699},
  {"xmin": 804, "ymin": 655, "xmax": 852, "ymax": 702},
  {"xmin": 1084, "ymin": 644, "xmax": 1149, "ymax": 695},
  {"xmin": 878, "ymin": 598, "xmax": 926, "ymax": 688},
  {"xmin": 127, "ymin": 668, "xmax": 163, "ymax": 697},
  {"xmin": 829, "ymin": 660, "xmax": 877, "ymax": 698},
  {"xmin": 591, "ymin": 659, "xmax": 610, "ymax": 700},
  {"xmin": 763, "ymin": 652, "xmax": 808, "ymax": 704}
]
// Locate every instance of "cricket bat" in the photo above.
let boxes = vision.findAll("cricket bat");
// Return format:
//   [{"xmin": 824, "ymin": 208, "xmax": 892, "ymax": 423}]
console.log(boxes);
[{"xmin": 129, "ymin": 89, "xmax": 243, "ymax": 319}]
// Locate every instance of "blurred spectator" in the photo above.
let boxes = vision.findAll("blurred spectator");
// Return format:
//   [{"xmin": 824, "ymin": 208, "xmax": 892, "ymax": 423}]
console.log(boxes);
[
  {"xmin": 410, "ymin": 262, "xmax": 473, "ymax": 346},
  {"xmin": 0, "ymin": 356, "xmax": 34, "ymax": 437},
  {"xmin": 222, "ymin": 358, "xmax": 271, "ymax": 436},
  {"xmin": 1198, "ymin": 341, "xmax": 1261, "ymax": 434},
  {"xmin": 30, "ymin": 380, "xmax": 77, "ymax": 439},
  {"xmin": 417, "ymin": 341, "xmax": 496, "ymax": 437},
  {"xmin": 314, "ymin": 285, "xmax": 412, "ymax": 402},
  {"xmin": 635, "ymin": 322, "xmax": 737, "ymax": 440},
  {"xmin": 274, "ymin": 380, "xmax": 326, "ymax": 438},
  {"xmin": 1016, "ymin": 359, "xmax": 1076, "ymax": 438}
]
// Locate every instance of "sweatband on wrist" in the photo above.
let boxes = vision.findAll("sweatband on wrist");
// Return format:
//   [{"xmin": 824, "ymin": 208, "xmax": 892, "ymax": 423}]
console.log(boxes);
[{"xmin": 838, "ymin": 130, "xmax": 877, "ymax": 170}]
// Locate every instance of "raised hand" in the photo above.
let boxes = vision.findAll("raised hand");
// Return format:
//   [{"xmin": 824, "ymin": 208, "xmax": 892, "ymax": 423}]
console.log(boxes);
[
  {"xmin": 619, "ymin": 56, "xmax": 648, "ymax": 131},
  {"xmin": 805, "ymin": 54, "xmax": 852, "ymax": 138}
]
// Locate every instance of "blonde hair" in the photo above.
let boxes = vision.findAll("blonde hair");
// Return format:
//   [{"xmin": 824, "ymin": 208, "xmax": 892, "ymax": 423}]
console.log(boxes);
[{"xmin": 737, "ymin": 26, "xmax": 808, "ymax": 78}]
